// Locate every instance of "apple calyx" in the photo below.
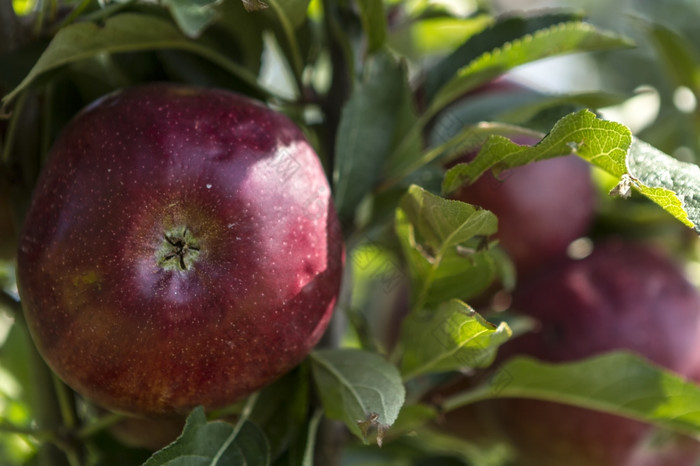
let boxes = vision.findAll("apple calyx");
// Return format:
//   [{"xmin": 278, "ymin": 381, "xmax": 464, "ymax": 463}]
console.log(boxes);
[{"xmin": 157, "ymin": 226, "xmax": 201, "ymax": 271}]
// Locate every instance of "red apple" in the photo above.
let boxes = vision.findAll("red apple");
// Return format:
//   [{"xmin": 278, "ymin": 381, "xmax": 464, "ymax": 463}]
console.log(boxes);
[
  {"xmin": 108, "ymin": 413, "xmax": 185, "ymax": 451},
  {"xmin": 17, "ymin": 83, "xmax": 344, "ymax": 415},
  {"xmin": 446, "ymin": 241, "xmax": 700, "ymax": 465},
  {"xmin": 451, "ymin": 140, "xmax": 595, "ymax": 272}
]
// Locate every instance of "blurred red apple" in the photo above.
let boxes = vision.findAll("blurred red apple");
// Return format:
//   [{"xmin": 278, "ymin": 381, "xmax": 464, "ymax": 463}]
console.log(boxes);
[
  {"xmin": 17, "ymin": 83, "xmax": 344, "ymax": 415},
  {"xmin": 442, "ymin": 240, "xmax": 700, "ymax": 465},
  {"xmin": 451, "ymin": 139, "xmax": 595, "ymax": 272}
]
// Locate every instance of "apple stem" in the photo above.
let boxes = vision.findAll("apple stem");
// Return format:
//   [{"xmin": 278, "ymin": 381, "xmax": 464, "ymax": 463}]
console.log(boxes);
[
  {"xmin": 440, "ymin": 384, "xmax": 493, "ymax": 413},
  {"xmin": 318, "ymin": 0, "xmax": 352, "ymax": 179},
  {"xmin": 158, "ymin": 227, "xmax": 201, "ymax": 271}
]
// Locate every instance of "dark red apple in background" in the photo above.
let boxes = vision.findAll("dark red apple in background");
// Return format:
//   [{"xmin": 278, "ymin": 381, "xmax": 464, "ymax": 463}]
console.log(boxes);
[
  {"xmin": 17, "ymin": 83, "xmax": 344, "ymax": 415},
  {"xmin": 451, "ymin": 138, "xmax": 596, "ymax": 273},
  {"xmin": 442, "ymin": 240, "xmax": 700, "ymax": 465},
  {"xmin": 434, "ymin": 77, "xmax": 596, "ymax": 272}
]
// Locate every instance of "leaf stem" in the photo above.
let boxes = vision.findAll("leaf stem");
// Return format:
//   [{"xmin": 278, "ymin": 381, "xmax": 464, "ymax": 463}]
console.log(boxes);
[
  {"xmin": 33, "ymin": 0, "xmax": 47, "ymax": 36},
  {"xmin": 54, "ymin": 0, "xmax": 92, "ymax": 30},
  {"xmin": 302, "ymin": 408, "xmax": 323, "ymax": 466},
  {"xmin": 267, "ymin": 0, "xmax": 305, "ymax": 95},
  {"xmin": 440, "ymin": 383, "xmax": 493, "ymax": 413},
  {"xmin": 1, "ymin": 90, "xmax": 29, "ymax": 165},
  {"xmin": 0, "ymin": 421, "xmax": 53, "ymax": 441},
  {"xmin": 53, "ymin": 373, "xmax": 77, "ymax": 430},
  {"xmin": 77, "ymin": 412, "xmax": 125, "ymax": 439},
  {"xmin": 211, "ymin": 391, "xmax": 260, "ymax": 463},
  {"xmin": 27, "ymin": 330, "xmax": 73, "ymax": 466}
]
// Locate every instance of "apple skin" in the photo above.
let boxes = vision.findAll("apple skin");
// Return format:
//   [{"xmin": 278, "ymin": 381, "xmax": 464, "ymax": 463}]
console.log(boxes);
[
  {"xmin": 108, "ymin": 413, "xmax": 186, "ymax": 451},
  {"xmin": 451, "ymin": 140, "xmax": 595, "ymax": 272},
  {"xmin": 17, "ymin": 83, "xmax": 344, "ymax": 415},
  {"xmin": 448, "ymin": 241, "xmax": 700, "ymax": 465}
]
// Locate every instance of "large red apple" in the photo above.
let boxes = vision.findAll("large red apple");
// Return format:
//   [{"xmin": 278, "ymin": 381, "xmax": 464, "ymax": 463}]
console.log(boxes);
[
  {"xmin": 444, "ymin": 241, "xmax": 700, "ymax": 465},
  {"xmin": 17, "ymin": 83, "xmax": 344, "ymax": 415}
]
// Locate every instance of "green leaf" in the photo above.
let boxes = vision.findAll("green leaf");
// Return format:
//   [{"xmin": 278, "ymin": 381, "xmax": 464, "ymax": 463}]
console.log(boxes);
[
  {"xmin": 2, "ymin": 12, "xmax": 263, "ymax": 106},
  {"xmin": 144, "ymin": 406, "xmax": 270, "ymax": 466},
  {"xmin": 0, "ymin": 323, "xmax": 34, "ymax": 414},
  {"xmin": 643, "ymin": 20, "xmax": 700, "ymax": 90},
  {"xmin": 395, "ymin": 185, "xmax": 498, "ymax": 305},
  {"xmin": 388, "ymin": 403, "xmax": 439, "ymax": 438},
  {"xmin": 206, "ymin": 0, "xmax": 265, "ymax": 72},
  {"xmin": 442, "ymin": 110, "xmax": 629, "ymax": 194},
  {"xmin": 381, "ymin": 68, "xmax": 423, "ymax": 184},
  {"xmin": 428, "ymin": 88, "xmax": 627, "ymax": 146},
  {"xmin": 425, "ymin": 12, "xmax": 586, "ymax": 100},
  {"xmin": 310, "ymin": 348, "xmax": 405, "ymax": 445},
  {"xmin": 428, "ymin": 21, "xmax": 633, "ymax": 121},
  {"xmin": 400, "ymin": 300, "xmax": 512, "ymax": 380},
  {"xmin": 163, "ymin": 0, "xmax": 221, "ymax": 38},
  {"xmin": 442, "ymin": 109, "xmax": 700, "ymax": 232},
  {"xmin": 387, "ymin": 15, "xmax": 493, "ymax": 60},
  {"xmin": 263, "ymin": 0, "xmax": 309, "ymax": 27},
  {"xmin": 444, "ymin": 352, "xmax": 700, "ymax": 439},
  {"xmin": 249, "ymin": 367, "xmax": 309, "ymax": 459},
  {"xmin": 333, "ymin": 50, "xmax": 410, "ymax": 221},
  {"xmin": 356, "ymin": 0, "xmax": 387, "ymax": 53},
  {"xmin": 625, "ymin": 139, "xmax": 699, "ymax": 231},
  {"xmin": 399, "ymin": 185, "xmax": 497, "ymax": 250}
]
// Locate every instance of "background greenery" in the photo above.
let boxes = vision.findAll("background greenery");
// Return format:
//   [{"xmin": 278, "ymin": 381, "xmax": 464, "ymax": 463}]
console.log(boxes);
[{"xmin": 3, "ymin": 0, "xmax": 700, "ymax": 465}]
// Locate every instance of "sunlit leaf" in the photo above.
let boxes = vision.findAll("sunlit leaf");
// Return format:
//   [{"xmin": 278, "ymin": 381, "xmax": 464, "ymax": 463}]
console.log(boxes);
[
  {"xmin": 444, "ymin": 352, "xmax": 700, "ymax": 439},
  {"xmin": 442, "ymin": 109, "xmax": 700, "ymax": 232},
  {"xmin": 395, "ymin": 185, "xmax": 498, "ymax": 305},
  {"xmin": 310, "ymin": 349, "xmax": 405, "ymax": 445},
  {"xmin": 428, "ymin": 22, "xmax": 633, "ymax": 121},
  {"xmin": 356, "ymin": 0, "xmax": 387, "ymax": 53},
  {"xmin": 400, "ymin": 300, "xmax": 512, "ymax": 380},
  {"xmin": 144, "ymin": 406, "xmax": 270, "ymax": 465},
  {"xmin": 388, "ymin": 15, "xmax": 493, "ymax": 60},
  {"xmin": 425, "ymin": 12, "xmax": 586, "ymax": 100}
]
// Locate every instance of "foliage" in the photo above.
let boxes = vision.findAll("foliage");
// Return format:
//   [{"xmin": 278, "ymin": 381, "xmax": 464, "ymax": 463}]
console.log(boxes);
[{"xmin": 2, "ymin": 0, "xmax": 700, "ymax": 465}]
